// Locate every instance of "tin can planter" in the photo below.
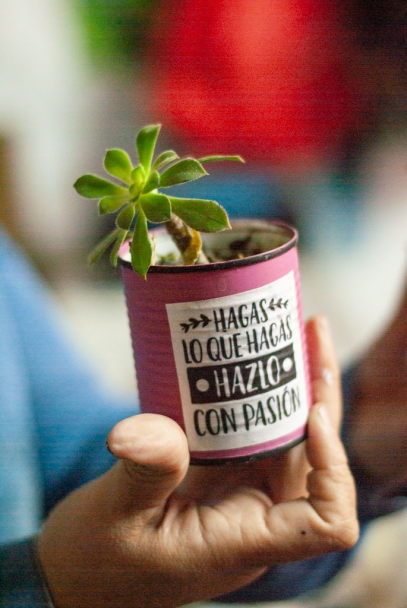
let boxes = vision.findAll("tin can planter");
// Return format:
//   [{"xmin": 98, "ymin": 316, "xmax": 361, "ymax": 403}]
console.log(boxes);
[{"xmin": 119, "ymin": 220, "xmax": 311, "ymax": 465}]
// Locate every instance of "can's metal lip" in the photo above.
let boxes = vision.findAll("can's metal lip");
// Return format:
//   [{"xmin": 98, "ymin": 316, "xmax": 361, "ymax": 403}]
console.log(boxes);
[
  {"xmin": 189, "ymin": 432, "xmax": 307, "ymax": 465},
  {"xmin": 119, "ymin": 219, "xmax": 298, "ymax": 274}
]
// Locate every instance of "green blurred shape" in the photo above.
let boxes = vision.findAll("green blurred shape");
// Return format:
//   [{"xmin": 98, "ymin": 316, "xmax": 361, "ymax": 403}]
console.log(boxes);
[{"xmin": 73, "ymin": 0, "xmax": 154, "ymax": 66}]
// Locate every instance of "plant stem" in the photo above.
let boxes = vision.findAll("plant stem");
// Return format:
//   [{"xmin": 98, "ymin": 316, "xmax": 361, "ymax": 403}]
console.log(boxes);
[{"xmin": 165, "ymin": 215, "xmax": 209, "ymax": 264}]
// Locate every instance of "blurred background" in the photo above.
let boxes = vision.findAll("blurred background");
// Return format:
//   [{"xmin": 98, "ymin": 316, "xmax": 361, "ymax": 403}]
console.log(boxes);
[{"xmin": 1, "ymin": 1, "xmax": 407, "ymax": 606}]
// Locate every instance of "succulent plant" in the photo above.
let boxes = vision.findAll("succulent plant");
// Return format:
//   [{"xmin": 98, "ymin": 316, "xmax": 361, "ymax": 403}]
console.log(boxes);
[{"xmin": 74, "ymin": 124, "xmax": 244, "ymax": 278}]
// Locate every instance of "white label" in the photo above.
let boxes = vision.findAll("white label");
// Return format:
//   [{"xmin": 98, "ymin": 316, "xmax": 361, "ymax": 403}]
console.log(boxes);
[{"xmin": 166, "ymin": 272, "xmax": 308, "ymax": 452}]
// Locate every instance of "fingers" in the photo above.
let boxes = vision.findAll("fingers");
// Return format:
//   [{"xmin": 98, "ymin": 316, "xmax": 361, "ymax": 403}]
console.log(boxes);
[
  {"xmin": 262, "ymin": 316, "xmax": 343, "ymax": 502},
  {"xmin": 106, "ymin": 413, "xmax": 190, "ymax": 513},
  {"xmin": 306, "ymin": 404, "xmax": 357, "ymax": 529},
  {"xmin": 273, "ymin": 403, "xmax": 357, "ymax": 559},
  {"xmin": 306, "ymin": 316, "xmax": 342, "ymax": 430},
  {"xmin": 224, "ymin": 402, "xmax": 358, "ymax": 568}
]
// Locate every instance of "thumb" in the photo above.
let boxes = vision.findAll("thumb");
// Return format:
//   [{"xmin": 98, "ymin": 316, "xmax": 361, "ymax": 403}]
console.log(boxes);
[{"xmin": 106, "ymin": 414, "xmax": 190, "ymax": 513}]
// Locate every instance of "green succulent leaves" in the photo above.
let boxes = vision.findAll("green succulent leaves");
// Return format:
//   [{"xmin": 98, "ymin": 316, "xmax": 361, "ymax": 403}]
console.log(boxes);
[
  {"xmin": 131, "ymin": 209, "xmax": 152, "ymax": 279},
  {"xmin": 152, "ymin": 150, "xmax": 179, "ymax": 172},
  {"xmin": 159, "ymin": 158, "xmax": 207, "ymax": 188},
  {"xmin": 169, "ymin": 197, "xmax": 230, "ymax": 233},
  {"xmin": 141, "ymin": 193, "xmax": 171, "ymax": 223},
  {"xmin": 136, "ymin": 124, "xmax": 161, "ymax": 173},
  {"xmin": 99, "ymin": 195, "xmax": 129, "ymax": 215},
  {"xmin": 74, "ymin": 175, "xmax": 128, "ymax": 198},
  {"xmin": 73, "ymin": 123, "xmax": 245, "ymax": 279},
  {"xmin": 104, "ymin": 149, "xmax": 133, "ymax": 183}
]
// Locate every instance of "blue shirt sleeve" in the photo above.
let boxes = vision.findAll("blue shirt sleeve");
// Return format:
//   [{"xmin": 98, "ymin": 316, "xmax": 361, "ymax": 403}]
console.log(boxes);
[
  {"xmin": 0, "ymin": 231, "xmax": 137, "ymax": 607},
  {"xmin": 0, "ymin": 540, "xmax": 54, "ymax": 608},
  {"xmin": 0, "ymin": 230, "xmax": 137, "ymax": 516}
]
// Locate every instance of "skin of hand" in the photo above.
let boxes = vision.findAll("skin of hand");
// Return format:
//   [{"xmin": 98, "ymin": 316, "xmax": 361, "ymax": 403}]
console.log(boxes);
[
  {"xmin": 349, "ymin": 279, "xmax": 407, "ymax": 483},
  {"xmin": 38, "ymin": 316, "xmax": 358, "ymax": 608}
]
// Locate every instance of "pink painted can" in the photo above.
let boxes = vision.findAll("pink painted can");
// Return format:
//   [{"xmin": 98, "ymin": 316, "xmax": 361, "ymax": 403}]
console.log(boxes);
[{"xmin": 119, "ymin": 220, "xmax": 311, "ymax": 464}]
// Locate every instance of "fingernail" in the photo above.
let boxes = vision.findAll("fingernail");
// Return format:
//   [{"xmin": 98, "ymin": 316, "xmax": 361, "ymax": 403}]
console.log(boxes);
[
  {"xmin": 318, "ymin": 315, "xmax": 331, "ymax": 336},
  {"xmin": 106, "ymin": 438, "xmax": 114, "ymax": 456},
  {"xmin": 318, "ymin": 405, "xmax": 332, "ymax": 428},
  {"xmin": 322, "ymin": 368, "xmax": 334, "ymax": 387}
]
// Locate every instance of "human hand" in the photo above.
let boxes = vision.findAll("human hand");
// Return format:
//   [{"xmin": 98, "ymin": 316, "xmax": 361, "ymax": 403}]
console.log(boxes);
[
  {"xmin": 38, "ymin": 318, "xmax": 358, "ymax": 608},
  {"xmin": 349, "ymin": 278, "xmax": 407, "ymax": 483}
]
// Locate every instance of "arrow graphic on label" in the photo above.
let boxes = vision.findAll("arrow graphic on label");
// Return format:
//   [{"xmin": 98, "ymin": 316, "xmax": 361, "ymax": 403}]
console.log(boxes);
[
  {"xmin": 180, "ymin": 314, "xmax": 211, "ymax": 333},
  {"xmin": 269, "ymin": 297, "xmax": 289, "ymax": 311}
]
